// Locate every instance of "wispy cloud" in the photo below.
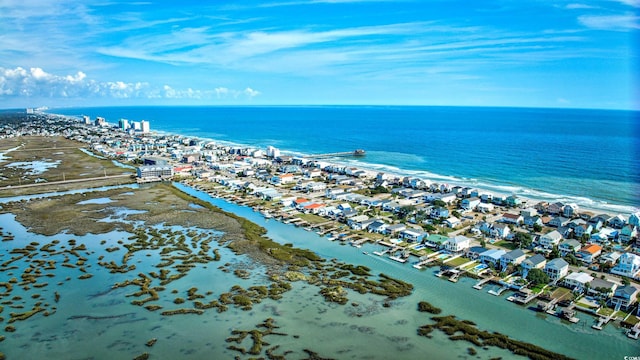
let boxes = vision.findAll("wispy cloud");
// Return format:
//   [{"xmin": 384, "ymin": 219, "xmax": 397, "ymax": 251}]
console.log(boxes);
[
  {"xmin": 578, "ymin": 13, "xmax": 640, "ymax": 31},
  {"xmin": 0, "ymin": 67, "xmax": 259, "ymax": 100}
]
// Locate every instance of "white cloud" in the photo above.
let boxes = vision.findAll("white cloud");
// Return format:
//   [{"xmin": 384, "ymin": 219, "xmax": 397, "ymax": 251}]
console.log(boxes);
[
  {"xmin": 565, "ymin": 3, "xmax": 597, "ymax": 9},
  {"xmin": 578, "ymin": 13, "xmax": 640, "ymax": 31},
  {"xmin": 0, "ymin": 67, "xmax": 260, "ymax": 101},
  {"xmin": 613, "ymin": 0, "xmax": 640, "ymax": 8}
]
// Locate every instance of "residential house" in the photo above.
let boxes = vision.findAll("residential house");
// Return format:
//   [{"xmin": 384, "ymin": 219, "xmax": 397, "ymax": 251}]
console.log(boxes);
[
  {"xmin": 384, "ymin": 224, "xmax": 407, "ymax": 236},
  {"xmin": 608, "ymin": 214, "xmax": 627, "ymax": 229},
  {"xmin": 563, "ymin": 204, "xmax": 579, "ymax": 218},
  {"xmin": 599, "ymin": 252, "xmax": 622, "ymax": 266},
  {"xmin": 544, "ymin": 258, "xmax": 569, "ymax": 282},
  {"xmin": 444, "ymin": 216, "xmax": 461, "ymax": 228},
  {"xmin": 348, "ymin": 215, "xmax": 371, "ymax": 230},
  {"xmin": 556, "ymin": 226, "xmax": 573, "ymax": 239},
  {"xmin": 521, "ymin": 254, "xmax": 547, "ymax": 278},
  {"xmin": 502, "ymin": 213, "xmax": 524, "ymax": 225},
  {"xmin": 563, "ymin": 272, "xmax": 594, "ymax": 292},
  {"xmin": 619, "ymin": 225, "xmax": 637, "ymax": 243},
  {"xmin": 445, "ymin": 236, "xmax": 471, "ymax": 254},
  {"xmin": 547, "ymin": 202, "xmax": 565, "ymax": 215},
  {"xmin": 499, "ymin": 249, "xmax": 527, "ymax": 270},
  {"xmin": 610, "ymin": 253, "xmax": 640, "ymax": 278},
  {"xmin": 505, "ymin": 195, "xmax": 522, "ymax": 207},
  {"xmin": 590, "ymin": 228, "xmax": 618, "ymax": 244},
  {"xmin": 423, "ymin": 234, "xmax": 449, "ymax": 249},
  {"xmin": 270, "ymin": 173, "xmax": 295, "ymax": 186},
  {"xmin": 523, "ymin": 216, "xmax": 543, "ymax": 228},
  {"xmin": 549, "ymin": 216, "xmax": 570, "ymax": 228},
  {"xmin": 467, "ymin": 246, "xmax": 488, "ymax": 260},
  {"xmin": 587, "ymin": 278, "xmax": 617, "ymax": 300},
  {"xmin": 476, "ymin": 202, "xmax": 494, "ymax": 213},
  {"xmin": 587, "ymin": 216, "xmax": 606, "ymax": 231},
  {"xmin": 558, "ymin": 239, "xmax": 581, "ymax": 257},
  {"xmin": 461, "ymin": 197, "xmax": 481, "ymax": 210},
  {"xmin": 520, "ymin": 208, "xmax": 538, "ymax": 218},
  {"xmin": 493, "ymin": 223, "xmax": 511, "ymax": 239},
  {"xmin": 576, "ymin": 244, "xmax": 602, "ymax": 264},
  {"xmin": 480, "ymin": 249, "xmax": 507, "ymax": 267},
  {"xmin": 430, "ymin": 207, "xmax": 450, "ymax": 219},
  {"xmin": 573, "ymin": 223, "xmax": 593, "ymax": 239},
  {"xmin": 539, "ymin": 230, "xmax": 563, "ymax": 249},
  {"xmin": 367, "ymin": 220, "xmax": 388, "ymax": 234},
  {"xmin": 611, "ymin": 285, "xmax": 639, "ymax": 311},
  {"xmin": 400, "ymin": 229, "xmax": 427, "ymax": 243},
  {"xmin": 629, "ymin": 212, "xmax": 640, "ymax": 228}
]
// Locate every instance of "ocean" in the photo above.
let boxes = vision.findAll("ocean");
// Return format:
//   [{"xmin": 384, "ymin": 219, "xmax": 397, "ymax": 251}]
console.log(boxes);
[{"xmin": 53, "ymin": 106, "xmax": 640, "ymax": 213}]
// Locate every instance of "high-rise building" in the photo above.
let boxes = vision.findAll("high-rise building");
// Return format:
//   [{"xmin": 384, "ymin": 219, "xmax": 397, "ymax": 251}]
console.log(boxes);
[
  {"xmin": 94, "ymin": 117, "xmax": 106, "ymax": 127},
  {"xmin": 119, "ymin": 119, "xmax": 130, "ymax": 131},
  {"xmin": 132, "ymin": 121, "xmax": 142, "ymax": 131},
  {"xmin": 140, "ymin": 120, "xmax": 150, "ymax": 133}
]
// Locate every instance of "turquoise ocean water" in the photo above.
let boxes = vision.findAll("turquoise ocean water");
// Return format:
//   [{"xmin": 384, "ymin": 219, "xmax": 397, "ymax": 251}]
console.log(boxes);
[{"xmin": 53, "ymin": 106, "xmax": 639, "ymax": 213}]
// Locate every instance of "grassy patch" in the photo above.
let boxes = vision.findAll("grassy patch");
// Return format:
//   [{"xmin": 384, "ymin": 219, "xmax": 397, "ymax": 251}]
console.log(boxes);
[
  {"xmin": 445, "ymin": 257, "xmax": 471, "ymax": 267},
  {"xmin": 494, "ymin": 241, "xmax": 517, "ymax": 250},
  {"xmin": 296, "ymin": 213, "xmax": 329, "ymax": 225}
]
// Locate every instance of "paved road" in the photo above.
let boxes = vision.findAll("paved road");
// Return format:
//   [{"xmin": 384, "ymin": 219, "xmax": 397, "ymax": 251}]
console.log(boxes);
[{"xmin": 0, "ymin": 174, "xmax": 132, "ymax": 190}]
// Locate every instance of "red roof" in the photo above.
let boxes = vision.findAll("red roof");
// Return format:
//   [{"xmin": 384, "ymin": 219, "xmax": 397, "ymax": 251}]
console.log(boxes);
[
  {"xmin": 582, "ymin": 244, "xmax": 602, "ymax": 254},
  {"xmin": 304, "ymin": 203, "xmax": 325, "ymax": 210},
  {"xmin": 295, "ymin": 198, "xmax": 309, "ymax": 204}
]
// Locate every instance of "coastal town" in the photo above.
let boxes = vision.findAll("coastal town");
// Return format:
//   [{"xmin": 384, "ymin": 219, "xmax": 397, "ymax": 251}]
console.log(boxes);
[{"xmin": 2, "ymin": 111, "xmax": 640, "ymax": 340}]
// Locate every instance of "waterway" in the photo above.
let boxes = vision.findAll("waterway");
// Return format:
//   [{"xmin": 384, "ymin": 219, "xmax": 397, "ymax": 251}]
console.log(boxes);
[
  {"xmin": 0, "ymin": 183, "xmax": 636, "ymax": 359},
  {"xmin": 177, "ymin": 183, "xmax": 638, "ymax": 359}
]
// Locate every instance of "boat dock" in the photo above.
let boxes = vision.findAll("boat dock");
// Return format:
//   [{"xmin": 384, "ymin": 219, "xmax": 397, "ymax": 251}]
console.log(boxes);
[
  {"xmin": 473, "ymin": 277, "xmax": 495, "ymax": 290},
  {"xmin": 507, "ymin": 290, "xmax": 539, "ymax": 305},
  {"xmin": 488, "ymin": 285, "xmax": 509, "ymax": 296},
  {"xmin": 627, "ymin": 323, "xmax": 640, "ymax": 340}
]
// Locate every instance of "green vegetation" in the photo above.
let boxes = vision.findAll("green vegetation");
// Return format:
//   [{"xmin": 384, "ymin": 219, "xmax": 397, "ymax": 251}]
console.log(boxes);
[
  {"xmin": 526, "ymin": 268, "xmax": 550, "ymax": 287},
  {"xmin": 417, "ymin": 301, "xmax": 442, "ymax": 314},
  {"xmin": 418, "ymin": 315, "xmax": 574, "ymax": 360}
]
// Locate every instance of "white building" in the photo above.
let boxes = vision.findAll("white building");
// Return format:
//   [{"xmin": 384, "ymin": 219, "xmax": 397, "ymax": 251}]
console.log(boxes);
[{"xmin": 141, "ymin": 120, "xmax": 150, "ymax": 133}]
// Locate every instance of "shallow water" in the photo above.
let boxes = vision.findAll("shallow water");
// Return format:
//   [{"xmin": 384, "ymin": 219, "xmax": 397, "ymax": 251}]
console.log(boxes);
[{"xmin": 1, "ymin": 184, "xmax": 637, "ymax": 360}]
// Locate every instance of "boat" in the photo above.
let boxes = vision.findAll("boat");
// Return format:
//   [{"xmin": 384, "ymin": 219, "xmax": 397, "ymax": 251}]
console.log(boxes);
[{"xmin": 362, "ymin": 251, "xmax": 368, "ymax": 255}]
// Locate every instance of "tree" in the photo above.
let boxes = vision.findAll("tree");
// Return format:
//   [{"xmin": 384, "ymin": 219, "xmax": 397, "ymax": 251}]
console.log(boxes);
[
  {"xmin": 513, "ymin": 232, "xmax": 533, "ymax": 249},
  {"xmin": 622, "ymin": 277, "xmax": 630, "ymax": 286},
  {"xmin": 549, "ymin": 245, "xmax": 560, "ymax": 259},
  {"xmin": 526, "ymin": 268, "xmax": 550, "ymax": 286},
  {"xmin": 533, "ymin": 223, "xmax": 543, "ymax": 233},
  {"xmin": 432, "ymin": 199, "xmax": 447, "ymax": 208}
]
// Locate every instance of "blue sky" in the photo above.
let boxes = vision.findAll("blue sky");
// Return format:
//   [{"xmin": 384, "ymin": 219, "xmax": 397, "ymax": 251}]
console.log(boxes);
[{"xmin": 0, "ymin": 0, "xmax": 638, "ymax": 109}]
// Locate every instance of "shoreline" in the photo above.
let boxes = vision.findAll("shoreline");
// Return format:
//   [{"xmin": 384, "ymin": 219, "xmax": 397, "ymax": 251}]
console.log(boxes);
[{"xmin": 45, "ymin": 107, "xmax": 639, "ymax": 215}]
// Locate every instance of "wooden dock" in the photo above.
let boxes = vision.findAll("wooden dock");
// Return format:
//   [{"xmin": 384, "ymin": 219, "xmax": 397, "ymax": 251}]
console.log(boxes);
[{"xmin": 473, "ymin": 277, "xmax": 494, "ymax": 290}]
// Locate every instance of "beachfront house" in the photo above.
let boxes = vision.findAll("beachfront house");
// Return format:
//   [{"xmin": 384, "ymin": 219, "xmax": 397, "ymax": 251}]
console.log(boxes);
[
  {"xmin": 544, "ymin": 258, "xmax": 569, "ymax": 282},
  {"xmin": 423, "ymin": 234, "xmax": 449, "ymax": 249},
  {"xmin": 563, "ymin": 204, "xmax": 579, "ymax": 218},
  {"xmin": 499, "ymin": 249, "xmax": 526, "ymax": 270},
  {"xmin": 480, "ymin": 249, "xmax": 507, "ymax": 267},
  {"xmin": 520, "ymin": 254, "xmax": 547, "ymax": 278},
  {"xmin": 611, "ymin": 285, "xmax": 639, "ymax": 311},
  {"xmin": 629, "ymin": 212, "xmax": 640, "ymax": 227},
  {"xmin": 610, "ymin": 253, "xmax": 640, "ymax": 278},
  {"xmin": 573, "ymin": 223, "xmax": 593, "ymax": 239},
  {"xmin": 563, "ymin": 272, "xmax": 594, "ymax": 293},
  {"xmin": 558, "ymin": 239, "xmax": 582, "ymax": 257},
  {"xmin": 539, "ymin": 230, "xmax": 563, "ymax": 249},
  {"xmin": 588, "ymin": 215, "xmax": 606, "ymax": 230},
  {"xmin": 444, "ymin": 235, "xmax": 471, "ymax": 254},
  {"xmin": 608, "ymin": 214, "xmax": 627, "ymax": 229},
  {"xmin": 576, "ymin": 244, "xmax": 602, "ymax": 264}
]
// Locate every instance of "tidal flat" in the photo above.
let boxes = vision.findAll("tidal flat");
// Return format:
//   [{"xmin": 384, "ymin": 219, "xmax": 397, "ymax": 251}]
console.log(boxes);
[{"xmin": 0, "ymin": 183, "xmax": 424, "ymax": 359}]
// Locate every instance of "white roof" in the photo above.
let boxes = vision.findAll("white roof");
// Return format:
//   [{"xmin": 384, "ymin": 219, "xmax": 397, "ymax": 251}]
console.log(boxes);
[{"xmin": 565, "ymin": 272, "xmax": 594, "ymax": 284}]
